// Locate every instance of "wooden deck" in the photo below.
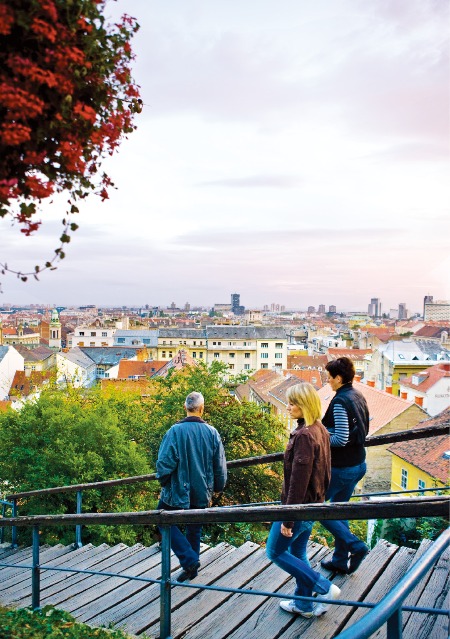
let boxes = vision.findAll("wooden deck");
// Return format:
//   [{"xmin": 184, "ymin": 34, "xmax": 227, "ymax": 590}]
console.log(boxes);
[{"xmin": 0, "ymin": 538, "xmax": 448, "ymax": 638}]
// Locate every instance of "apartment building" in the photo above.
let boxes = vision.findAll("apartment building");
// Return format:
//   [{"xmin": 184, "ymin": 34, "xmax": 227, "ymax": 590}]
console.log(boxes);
[
  {"xmin": 155, "ymin": 326, "xmax": 288, "ymax": 375},
  {"xmin": 68, "ymin": 319, "xmax": 117, "ymax": 347}
]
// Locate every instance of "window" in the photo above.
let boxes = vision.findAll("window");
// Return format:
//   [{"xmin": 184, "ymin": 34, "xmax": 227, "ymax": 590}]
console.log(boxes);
[
  {"xmin": 275, "ymin": 353, "xmax": 283, "ymax": 359},
  {"xmin": 229, "ymin": 363, "xmax": 235, "ymax": 370},
  {"xmin": 169, "ymin": 351, "xmax": 173, "ymax": 358},
  {"xmin": 275, "ymin": 363, "xmax": 282, "ymax": 369},
  {"xmin": 261, "ymin": 353, "xmax": 269, "ymax": 359},
  {"xmin": 117, "ymin": 338, "xmax": 125, "ymax": 344},
  {"xmin": 418, "ymin": 479, "xmax": 426, "ymax": 491},
  {"xmin": 214, "ymin": 353, "xmax": 220, "ymax": 358},
  {"xmin": 102, "ymin": 332, "xmax": 107, "ymax": 337},
  {"xmin": 162, "ymin": 340, "xmax": 166, "ymax": 345},
  {"xmin": 199, "ymin": 352, "xmax": 203, "ymax": 359},
  {"xmin": 261, "ymin": 342, "xmax": 269, "ymax": 348},
  {"xmin": 79, "ymin": 331, "xmax": 84, "ymax": 336},
  {"xmin": 162, "ymin": 351, "xmax": 166, "ymax": 358},
  {"xmin": 78, "ymin": 341, "xmax": 84, "ymax": 347},
  {"xmin": 275, "ymin": 343, "xmax": 283, "ymax": 348},
  {"xmin": 193, "ymin": 341, "xmax": 196, "ymax": 345},
  {"xmin": 401, "ymin": 468, "xmax": 408, "ymax": 489},
  {"xmin": 193, "ymin": 352, "xmax": 197, "ymax": 358},
  {"xmin": 90, "ymin": 342, "xmax": 95, "ymax": 346},
  {"xmin": 143, "ymin": 338, "xmax": 150, "ymax": 344},
  {"xmin": 244, "ymin": 364, "xmax": 250, "ymax": 370},
  {"xmin": 229, "ymin": 353, "xmax": 235, "ymax": 358},
  {"xmin": 245, "ymin": 352, "xmax": 250, "ymax": 358},
  {"xmin": 91, "ymin": 332, "xmax": 96, "ymax": 337},
  {"xmin": 261, "ymin": 363, "xmax": 268, "ymax": 369}
]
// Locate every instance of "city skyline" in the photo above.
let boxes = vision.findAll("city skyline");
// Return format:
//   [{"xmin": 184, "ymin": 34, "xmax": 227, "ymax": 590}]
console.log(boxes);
[{"xmin": 1, "ymin": 0, "xmax": 448, "ymax": 311}]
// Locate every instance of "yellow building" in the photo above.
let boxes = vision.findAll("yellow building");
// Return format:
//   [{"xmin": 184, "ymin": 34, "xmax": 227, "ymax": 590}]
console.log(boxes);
[{"xmin": 388, "ymin": 414, "xmax": 449, "ymax": 492}]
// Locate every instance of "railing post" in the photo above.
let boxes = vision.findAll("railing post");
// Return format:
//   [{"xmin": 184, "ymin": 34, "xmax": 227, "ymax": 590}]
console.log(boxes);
[
  {"xmin": 74, "ymin": 490, "xmax": 83, "ymax": 548},
  {"xmin": 160, "ymin": 525, "xmax": 172, "ymax": 639},
  {"xmin": 0, "ymin": 502, "xmax": 5, "ymax": 544},
  {"xmin": 11, "ymin": 498, "xmax": 18, "ymax": 548},
  {"xmin": 31, "ymin": 525, "xmax": 40, "ymax": 610},
  {"xmin": 387, "ymin": 608, "xmax": 402, "ymax": 639}
]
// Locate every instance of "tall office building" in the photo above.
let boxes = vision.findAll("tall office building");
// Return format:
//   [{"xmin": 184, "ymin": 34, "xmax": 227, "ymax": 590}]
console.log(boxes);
[
  {"xmin": 318, "ymin": 304, "xmax": 326, "ymax": 314},
  {"xmin": 424, "ymin": 298, "xmax": 450, "ymax": 321},
  {"xmin": 368, "ymin": 298, "xmax": 381, "ymax": 317},
  {"xmin": 398, "ymin": 303, "xmax": 408, "ymax": 320},
  {"xmin": 329, "ymin": 305, "xmax": 337, "ymax": 314},
  {"xmin": 423, "ymin": 295, "xmax": 433, "ymax": 319},
  {"xmin": 231, "ymin": 293, "xmax": 245, "ymax": 315}
]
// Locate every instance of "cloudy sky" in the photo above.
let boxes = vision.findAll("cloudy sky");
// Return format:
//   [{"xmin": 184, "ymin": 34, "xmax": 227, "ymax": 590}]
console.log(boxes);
[{"xmin": 1, "ymin": 0, "xmax": 449, "ymax": 313}]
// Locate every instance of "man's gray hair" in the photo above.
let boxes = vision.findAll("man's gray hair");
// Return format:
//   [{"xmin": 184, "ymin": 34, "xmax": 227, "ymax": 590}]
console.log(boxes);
[{"xmin": 185, "ymin": 391, "xmax": 204, "ymax": 412}]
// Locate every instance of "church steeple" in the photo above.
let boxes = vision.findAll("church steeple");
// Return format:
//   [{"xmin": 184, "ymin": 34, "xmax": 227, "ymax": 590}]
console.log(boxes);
[{"xmin": 49, "ymin": 309, "xmax": 61, "ymax": 350}]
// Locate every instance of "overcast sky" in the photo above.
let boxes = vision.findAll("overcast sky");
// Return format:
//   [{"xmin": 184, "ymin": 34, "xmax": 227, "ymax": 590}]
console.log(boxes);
[{"xmin": 1, "ymin": 0, "xmax": 449, "ymax": 313}]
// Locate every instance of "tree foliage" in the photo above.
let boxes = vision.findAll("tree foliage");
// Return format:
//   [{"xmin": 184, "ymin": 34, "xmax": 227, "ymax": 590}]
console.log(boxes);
[
  {"xmin": 0, "ymin": 363, "xmax": 286, "ymax": 546},
  {"xmin": 0, "ymin": 0, "xmax": 141, "ymax": 280}
]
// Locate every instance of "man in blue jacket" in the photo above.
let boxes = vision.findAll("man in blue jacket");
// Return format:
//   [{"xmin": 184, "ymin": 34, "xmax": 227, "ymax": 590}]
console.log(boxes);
[{"xmin": 156, "ymin": 391, "xmax": 227, "ymax": 581}]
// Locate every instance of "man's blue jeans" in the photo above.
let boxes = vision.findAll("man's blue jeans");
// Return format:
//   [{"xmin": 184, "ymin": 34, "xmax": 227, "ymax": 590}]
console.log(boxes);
[
  {"xmin": 322, "ymin": 462, "xmax": 367, "ymax": 569},
  {"xmin": 157, "ymin": 500, "xmax": 201, "ymax": 570},
  {"xmin": 266, "ymin": 521, "xmax": 331, "ymax": 613}
]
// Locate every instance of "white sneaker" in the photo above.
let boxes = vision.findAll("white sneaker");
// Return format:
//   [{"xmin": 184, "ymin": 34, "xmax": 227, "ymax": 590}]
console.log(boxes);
[
  {"xmin": 313, "ymin": 584, "xmax": 341, "ymax": 616},
  {"xmin": 280, "ymin": 600, "xmax": 314, "ymax": 618}
]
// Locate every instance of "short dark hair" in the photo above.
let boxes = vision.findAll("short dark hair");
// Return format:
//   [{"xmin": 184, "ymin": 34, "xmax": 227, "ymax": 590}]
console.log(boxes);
[{"xmin": 325, "ymin": 357, "xmax": 355, "ymax": 384}]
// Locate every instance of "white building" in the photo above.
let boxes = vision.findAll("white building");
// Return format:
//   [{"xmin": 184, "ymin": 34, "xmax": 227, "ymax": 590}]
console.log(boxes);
[
  {"xmin": 398, "ymin": 363, "xmax": 450, "ymax": 416},
  {"xmin": 0, "ymin": 345, "xmax": 24, "ymax": 400},
  {"xmin": 68, "ymin": 321, "xmax": 116, "ymax": 348},
  {"xmin": 56, "ymin": 348, "xmax": 96, "ymax": 388}
]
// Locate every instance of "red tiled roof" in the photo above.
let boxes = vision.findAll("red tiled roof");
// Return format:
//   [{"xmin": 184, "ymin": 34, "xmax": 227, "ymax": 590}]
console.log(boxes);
[
  {"xmin": 118, "ymin": 360, "xmax": 165, "ymax": 379},
  {"xmin": 317, "ymin": 381, "xmax": 425, "ymax": 435},
  {"xmin": 388, "ymin": 425, "xmax": 450, "ymax": 484},
  {"xmin": 285, "ymin": 369, "xmax": 323, "ymax": 388},
  {"xmin": 414, "ymin": 326, "xmax": 450, "ymax": 338},
  {"xmin": 9, "ymin": 370, "xmax": 52, "ymax": 397},
  {"xmin": 400, "ymin": 363, "xmax": 450, "ymax": 393}
]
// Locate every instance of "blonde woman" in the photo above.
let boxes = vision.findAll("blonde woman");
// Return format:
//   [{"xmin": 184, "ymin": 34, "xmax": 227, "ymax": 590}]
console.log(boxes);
[{"xmin": 266, "ymin": 383, "xmax": 341, "ymax": 618}]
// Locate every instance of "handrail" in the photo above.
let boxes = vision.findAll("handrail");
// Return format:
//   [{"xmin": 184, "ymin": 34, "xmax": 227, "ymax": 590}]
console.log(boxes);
[
  {"xmin": 334, "ymin": 527, "xmax": 450, "ymax": 639},
  {"xmin": 0, "ymin": 495, "xmax": 448, "ymax": 527},
  {"xmin": 5, "ymin": 422, "xmax": 447, "ymax": 500},
  {"xmin": 0, "ymin": 499, "xmax": 448, "ymax": 639}
]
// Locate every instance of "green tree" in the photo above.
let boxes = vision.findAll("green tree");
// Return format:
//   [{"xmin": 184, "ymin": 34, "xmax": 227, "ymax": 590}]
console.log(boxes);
[{"xmin": 0, "ymin": 386, "xmax": 152, "ymax": 545}]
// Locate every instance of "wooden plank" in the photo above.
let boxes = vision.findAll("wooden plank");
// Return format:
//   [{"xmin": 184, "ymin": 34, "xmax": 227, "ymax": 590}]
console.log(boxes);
[
  {"xmin": 0, "ymin": 544, "xmax": 73, "ymax": 595},
  {"xmin": 118, "ymin": 541, "xmax": 261, "ymax": 636},
  {"xmin": 337, "ymin": 545, "xmax": 416, "ymax": 637},
  {"xmin": 175, "ymin": 541, "xmax": 330, "ymax": 639},
  {"xmin": 176, "ymin": 551, "xmax": 290, "ymax": 639},
  {"xmin": 8, "ymin": 543, "xmax": 114, "ymax": 605},
  {"xmin": 370, "ymin": 539, "xmax": 433, "ymax": 639},
  {"xmin": 86, "ymin": 542, "xmax": 235, "ymax": 629},
  {"xmin": 74, "ymin": 543, "xmax": 178, "ymax": 623},
  {"xmin": 402, "ymin": 546, "xmax": 450, "ymax": 639},
  {"xmin": 36, "ymin": 543, "xmax": 143, "ymax": 607},
  {"xmin": 275, "ymin": 540, "xmax": 401, "ymax": 639},
  {"xmin": 62, "ymin": 544, "xmax": 160, "ymax": 613},
  {"xmin": 0, "ymin": 544, "xmax": 95, "ymax": 595},
  {"xmin": 225, "ymin": 545, "xmax": 331, "ymax": 639}
]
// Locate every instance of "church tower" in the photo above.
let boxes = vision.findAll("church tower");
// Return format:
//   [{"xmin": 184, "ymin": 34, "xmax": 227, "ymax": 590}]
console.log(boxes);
[{"xmin": 49, "ymin": 309, "xmax": 62, "ymax": 350}]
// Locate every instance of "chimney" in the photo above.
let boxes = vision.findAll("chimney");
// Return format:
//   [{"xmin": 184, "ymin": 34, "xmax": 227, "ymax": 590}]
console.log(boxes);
[
  {"xmin": 385, "ymin": 386, "xmax": 392, "ymax": 394},
  {"xmin": 401, "ymin": 392, "xmax": 408, "ymax": 400},
  {"xmin": 367, "ymin": 380, "xmax": 375, "ymax": 387},
  {"xmin": 354, "ymin": 375, "xmax": 361, "ymax": 382},
  {"xmin": 415, "ymin": 396, "xmax": 424, "ymax": 407}
]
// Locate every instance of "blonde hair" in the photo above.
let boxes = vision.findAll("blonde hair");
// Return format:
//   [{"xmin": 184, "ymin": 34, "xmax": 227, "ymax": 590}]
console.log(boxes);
[{"xmin": 286, "ymin": 383, "xmax": 322, "ymax": 426}]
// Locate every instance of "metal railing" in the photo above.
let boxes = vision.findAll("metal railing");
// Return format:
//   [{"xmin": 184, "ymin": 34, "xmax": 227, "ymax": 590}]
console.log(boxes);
[
  {"xmin": 2, "ymin": 422, "xmax": 447, "ymax": 548},
  {"xmin": 0, "ymin": 498, "xmax": 448, "ymax": 639}
]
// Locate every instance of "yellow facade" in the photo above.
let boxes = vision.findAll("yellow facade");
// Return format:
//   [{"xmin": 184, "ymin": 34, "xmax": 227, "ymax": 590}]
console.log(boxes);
[{"xmin": 390, "ymin": 454, "xmax": 446, "ymax": 492}]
